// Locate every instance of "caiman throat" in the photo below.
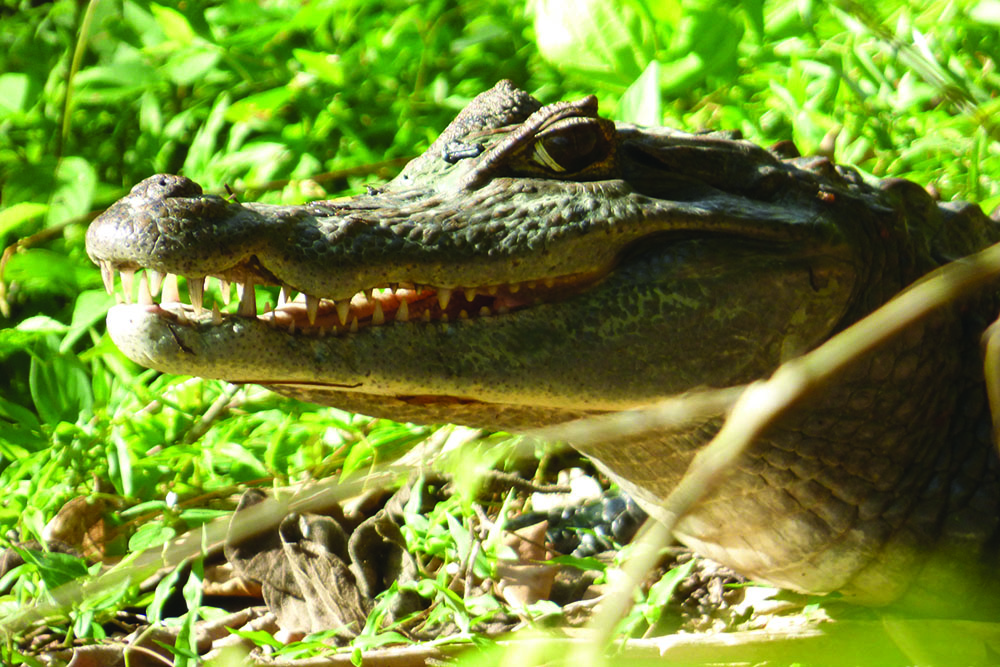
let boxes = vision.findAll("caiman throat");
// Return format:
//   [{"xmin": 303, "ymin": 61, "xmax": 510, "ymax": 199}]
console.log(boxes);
[{"xmin": 86, "ymin": 81, "xmax": 1000, "ymax": 617}]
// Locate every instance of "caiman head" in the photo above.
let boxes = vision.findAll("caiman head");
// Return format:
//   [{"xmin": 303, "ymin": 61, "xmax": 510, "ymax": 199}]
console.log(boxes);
[
  {"xmin": 85, "ymin": 80, "xmax": 887, "ymax": 429},
  {"xmin": 89, "ymin": 81, "xmax": 991, "ymax": 611}
]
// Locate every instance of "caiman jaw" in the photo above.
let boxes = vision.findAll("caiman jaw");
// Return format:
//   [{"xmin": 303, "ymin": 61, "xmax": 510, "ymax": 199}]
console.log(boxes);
[{"xmin": 95, "ymin": 262, "xmax": 608, "ymax": 335}]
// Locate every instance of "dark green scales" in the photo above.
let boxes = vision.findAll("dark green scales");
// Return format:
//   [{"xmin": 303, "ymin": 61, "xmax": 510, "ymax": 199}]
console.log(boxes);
[{"xmin": 86, "ymin": 81, "xmax": 1000, "ymax": 617}]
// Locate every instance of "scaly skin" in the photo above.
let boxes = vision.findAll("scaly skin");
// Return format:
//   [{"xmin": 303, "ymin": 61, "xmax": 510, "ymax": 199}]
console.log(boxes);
[{"xmin": 86, "ymin": 81, "xmax": 1000, "ymax": 616}]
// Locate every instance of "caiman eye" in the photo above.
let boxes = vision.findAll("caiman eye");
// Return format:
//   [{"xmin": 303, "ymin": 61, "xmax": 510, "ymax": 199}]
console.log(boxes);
[{"xmin": 532, "ymin": 120, "xmax": 610, "ymax": 173}]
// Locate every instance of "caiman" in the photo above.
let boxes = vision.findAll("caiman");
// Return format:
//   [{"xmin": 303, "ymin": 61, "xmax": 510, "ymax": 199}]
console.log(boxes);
[{"xmin": 86, "ymin": 81, "xmax": 1000, "ymax": 617}]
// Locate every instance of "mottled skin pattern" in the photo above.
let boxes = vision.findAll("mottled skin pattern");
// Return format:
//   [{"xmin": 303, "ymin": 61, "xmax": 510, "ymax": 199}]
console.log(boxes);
[{"xmin": 87, "ymin": 81, "xmax": 1000, "ymax": 616}]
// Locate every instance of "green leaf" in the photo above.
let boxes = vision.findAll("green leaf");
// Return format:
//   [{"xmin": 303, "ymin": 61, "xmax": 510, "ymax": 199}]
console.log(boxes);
[
  {"xmin": 128, "ymin": 522, "xmax": 177, "ymax": 551},
  {"xmin": 743, "ymin": 0, "xmax": 765, "ymax": 38},
  {"xmin": 971, "ymin": 0, "xmax": 1000, "ymax": 25},
  {"xmin": 16, "ymin": 546, "xmax": 90, "ymax": 589},
  {"xmin": 111, "ymin": 431, "xmax": 134, "ymax": 498},
  {"xmin": 61, "ymin": 289, "xmax": 114, "ymax": 353},
  {"xmin": 175, "ymin": 559, "xmax": 204, "ymax": 667},
  {"xmin": 184, "ymin": 93, "xmax": 230, "ymax": 178},
  {"xmin": 162, "ymin": 47, "xmax": 221, "ymax": 86},
  {"xmin": 47, "ymin": 157, "xmax": 96, "ymax": 227},
  {"xmin": 641, "ymin": 558, "xmax": 696, "ymax": 626},
  {"xmin": 0, "ymin": 73, "xmax": 33, "ymax": 116},
  {"xmin": 352, "ymin": 630, "xmax": 410, "ymax": 651},
  {"xmin": 0, "ymin": 203, "xmax": 47, "ymax": 240},
  {"xmin": 293, "ymin": 49, "xmax": 345, "ymax": 86},
  {"xmin": 28, "ymin": 339, "xmax": 93, "ymax": 426},
  {"xmin": 548, "ymin": 554, "xmax": 607, "ymax": 572},
  {"xmin": 227, "ymin": 627, "xmax": 284, "ymax": 649},
  {"xmin": 0, "ymin": 397, "xmax": 41, "ymax": 431},
  {"xmin": 224, "ymin": 88, "xmax": 294, "ymax": 124},
  {"xmin": 19, "ymin": 315, "xmax": 67, "ymax": 333},
  {"xmin": 445, "ymin": 512, "xmax": 472, "ymax": 563},
  {"xmin": 532, "ymin": 0, "xmax": 656, "ymax": 87},
  {"xmin": 619, "ymin": 60, "xmax": 661, "ymax": 125},
  {"xmin": 74, "ymin": 59, "xmax": 162, "ymax": 100},
  {"xmin": 217, "ymin": 443, "xmax": 268, "ymax": 480},
  {"xmin": 149, "ymin": 3, "xmax": 196, "ymax": 44}
]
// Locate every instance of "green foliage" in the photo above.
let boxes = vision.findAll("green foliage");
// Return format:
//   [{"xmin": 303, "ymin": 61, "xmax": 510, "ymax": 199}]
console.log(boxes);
[{"xmin": 0, "ymin": 0, "xmax": 997, "ymax": 661}]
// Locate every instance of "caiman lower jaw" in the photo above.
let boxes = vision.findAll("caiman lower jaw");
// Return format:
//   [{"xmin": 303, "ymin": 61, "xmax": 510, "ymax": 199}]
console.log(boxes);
[{"xmin": 96, "ymin": 261, "xmax": 608, "ymax": 335}]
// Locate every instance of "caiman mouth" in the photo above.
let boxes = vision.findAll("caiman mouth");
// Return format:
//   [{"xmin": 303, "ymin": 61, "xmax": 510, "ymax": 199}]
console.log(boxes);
[{"xmin": 97, "ymin": 261, "xmax": 608, "ymax": 335}]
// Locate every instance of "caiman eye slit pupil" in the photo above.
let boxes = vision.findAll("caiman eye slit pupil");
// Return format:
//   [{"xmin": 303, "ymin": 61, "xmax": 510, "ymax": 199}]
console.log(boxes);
[{"xmin": 536, "ymin": 124, "xmax": 607, "ymax": 173}]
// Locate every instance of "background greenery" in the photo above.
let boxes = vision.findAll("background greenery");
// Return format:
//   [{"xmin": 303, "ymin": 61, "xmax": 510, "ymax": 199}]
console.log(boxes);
[{"xmin": 0, "ymin": 0, "xmax": 998, "ymax": 661}]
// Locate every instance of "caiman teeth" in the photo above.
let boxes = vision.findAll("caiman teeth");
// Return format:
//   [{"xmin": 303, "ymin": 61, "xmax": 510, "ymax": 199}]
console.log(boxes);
[
  {"xmin": 121, "ymin": 269, "xmax": 135, "ymax": 303},
  {"xmin": 336, "ymin": 300, "xmax": 350, "ymax": 326},
  {"xmin": 162, "ymin": 274, "xmax": 180, "ymax": 303},
  {"xmin": 101, "ymin": 264, "xmax": 604, "ymax": 336},
  {"xmin": 189, "ymin": 277, "xmax": 204, "ymax": 314},
  {"xmin": 305, "ymin": 294, "xmax": 319, "ymax": 325},
  {"xmin": 148, "ymin": 270, "xmax": 164, "ymax": 296},
  {"xmin": 219, "ymin": 278, "xmax": 232, "ymax": 305},
  {"xmin": 437, "ymin": 287, "xmax": 452, "ymax": 309},
  {"xmin": 138, "ymin": 273, "xmax": 153, "ymax": 306},
  {"xmin": 238, "ymin": 279, "xmax": 256, "ymax": 316},
  {"xmin": 100, "ymin": 260, "xmax": 115, "ymax": 294}
]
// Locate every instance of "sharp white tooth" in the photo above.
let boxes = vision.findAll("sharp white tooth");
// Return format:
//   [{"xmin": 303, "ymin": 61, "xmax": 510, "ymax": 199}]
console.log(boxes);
[
  {"xmin": 464, "ymin": 287, "xmax": 477, "ymax": 302},
  {"xmin": 526, "ymin": 281, "xmax": 536, "ymax": 289},
  {"xmin": 372, "ymin": 300, "xmax": 384, "ymax": 325},
  {"xmin": 396, "ymin": 299, "xmax": 409, "ymax": 322},
  {"xmin": 176, "ymin": 309, "xmax": 190, "ymax": 324},
  {"xmin": 509, "ymin": 283, "xmax": 520, "ymax": 294},
  {"xmin": 288, "ymin": 319, "xmax": 296, "ymax": 334},
  {"xmin": 459, "ymin": 309, "xmax": 468, "ymax": 319},
  {"xmin": 138, "ymin": 273, "xmax": 153, "ymax": 305},
  {"xmin": 99, "ymin": 261, "xmax": 114, "ymax": 294},
  {"xmin": 422, "ymin": 309, "xmax": 431, "ymax": 322},
  {"xmin": 305, "ymin": 294, "xmax": 319, "ymax": 325},
  {"xmin": 148, "ymin": 270, "xmax": 164, "ymax": 296},
  {"xmin": 219, "ymin": 279, "xmax": 232, "ymax": 305},
  {"xmin": 121, "ymin": 269, "xmax": 135, "ymax": 303},
  {"xmin": 212, "ymin": 302, "xmax": 222, "ymax": 325},
  {"xmin": 437, "ymin": 288, "xmax": 452, "ymax": 310},
  {"xmin": 441, "ymin": 313, "xmax": 449, "ymax": 323},
  {"xmin": 350, "ymin": 318, "xmax": 358, "ymax": 333},
  {"xmin": 486, "ymin": 285, "xmax": 498, "ymax": 295},
  {"xmin": 161, "ymin": 273, "xmax": 180, "ymax": 303},
  {"xmin": 479, "ymin": 306, "xmax": 491, "ymax": 317},
  {"xmin": 238, "ymin": 280, "xmax": 256, "ymax": 316},
  {"xmin": 544, "ymin": 277, "xmax": 556, "ymax": 288},
  {"xmin": 336, "ymin": 300, "xmax": 350, "ymax": 326},
  {"xmin": 188, "ymin": 277, "xmax": 204, "ymax": 313}
]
